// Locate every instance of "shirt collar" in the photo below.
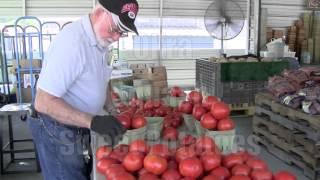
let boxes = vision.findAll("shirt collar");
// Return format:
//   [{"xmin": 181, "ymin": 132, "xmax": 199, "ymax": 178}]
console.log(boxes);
[{"xmin": 82, "ymin": 14, "xmax": 98, "ymax": 46}]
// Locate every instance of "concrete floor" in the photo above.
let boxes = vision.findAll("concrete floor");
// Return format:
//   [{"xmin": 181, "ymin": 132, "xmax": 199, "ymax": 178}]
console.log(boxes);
[{"xmin": 0, "ymin": 115, "xmax": 309, "ymax": 180}]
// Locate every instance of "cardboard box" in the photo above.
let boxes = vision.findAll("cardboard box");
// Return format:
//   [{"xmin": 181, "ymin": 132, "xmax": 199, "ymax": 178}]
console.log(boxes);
[
  {"xmin": 152, "ymin": 86, "xmax": 168, "ymax": 99},
  {"xmin": 12, "ymin": 59, "xmax": 42, "ymax": 69},
  {"xmin": 152, "ymin": 80, "xmax": 167, "ymax": 87},
  {"xmin": 132, "ymin": 66, "xmax": 167, "ymax": 81},
  {"xmin": 130, "ymin": 63, "xmax": 156, "ymax": 69}
]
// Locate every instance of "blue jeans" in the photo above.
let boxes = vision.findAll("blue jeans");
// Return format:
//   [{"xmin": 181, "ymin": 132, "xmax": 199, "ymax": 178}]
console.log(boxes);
[{"xmin": 27, "ymin": 113, "xmax": 91, "ymax": 180}]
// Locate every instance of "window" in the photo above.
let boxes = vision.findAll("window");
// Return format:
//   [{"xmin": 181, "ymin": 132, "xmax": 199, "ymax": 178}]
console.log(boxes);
[{"xmin": 133, "ymin": 36, "xmax": 214, "ymax": 49}]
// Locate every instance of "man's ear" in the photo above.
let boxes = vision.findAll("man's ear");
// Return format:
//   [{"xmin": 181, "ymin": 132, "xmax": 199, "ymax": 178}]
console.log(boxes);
[{"xmin": 93, "ymin": 7, "xmax": 105, "ymax": 19}]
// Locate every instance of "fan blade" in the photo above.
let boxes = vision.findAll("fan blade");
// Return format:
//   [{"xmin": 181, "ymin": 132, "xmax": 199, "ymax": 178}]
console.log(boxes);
[{"xmin": 225, "ymin": 21, "xmax": 244, "ymax": 39}]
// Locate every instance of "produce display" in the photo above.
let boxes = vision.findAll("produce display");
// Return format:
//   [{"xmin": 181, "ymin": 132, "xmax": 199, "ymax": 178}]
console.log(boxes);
[
  {"xmin": 267, "ymin": 66, "xmax": 320, "ymax": 114},
  {"xmin": 103, "ymin": 88, "xmax": 297, "ymax": 179},
  {"xmin": 95, "ymin": 137, "xmax": 297, "ymax": 180}
]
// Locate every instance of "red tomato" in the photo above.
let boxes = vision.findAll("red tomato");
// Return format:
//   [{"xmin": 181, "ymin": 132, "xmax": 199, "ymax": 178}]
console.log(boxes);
[
  {"xmin": 129, "ymin": 139, "xmax": 149, "ymax": 154},
  {"xmin": 231, "ymin": 164, "xmax": 251, "ymax": 176},
  {"xmin": 113, "ymin": 172, "xmax": 135, "ymax": 180},
  {"xmin": 105, "ymin": 164, "xmax": 126, "ymax": 179},
  {"xmin": 179, "ymin": 157, "xmax": 203, "ymax": 178},
  {"xmin": 235, "ymin": 151, "xmax": 256, "ymax": 162},
  {"xmin": 217, "ymin": 118, "xmax": 235, "ymax": 131},
  {"xmin": 200, "ymin": 152, "xmax": 222, "ymax": 172},
  {"xmin": 229, "ymin": 175, "xmax": 251, "ymax": 180},
  {"xmin": 138, "ymin": 168, "xmax": 149, "ymax": 176},
  {"xmin": 179, "ymin": 101, "xmax": 193, "ymax": 114},
  {"xmin": 251, "ymin": 170, "xmax": 273, "ymax": 180},
  {"xmin": 167, "ymin": 160, "xmax": 178, "ymax": 169},
  {"xmin": 122, "ymin": 151, "xmax": 144, "ymax": 172},
  {"xmin": 180, "ymin": 178, "xmax": 196, "ymax": 180},
  {"xmin": 195, "ymin": 136, "xmax": 216, "ymax": 152},
  {"xmin": 246, "ymin": 159, "xmax": 268, "ymax": 171},
  {"xmin": 144, "ymin": 99, "xmax": 154, "ymax": 110},
  {"xmin": 274, "ymin": 171, "xmax": 297, "ymax": 180},
  {"xmin": 162, "ymin": 169, "xmax": 181, "ymax": 180},
  {"xmin": 139, "ymin": 172, "xmax": 160, "ymax": 180},
  {"xmin": 200, "ymin": 113, "xmax": 218, "ymax": 130},
  {"xmin": 149, "ymin": 144, "xmax": 170, "ymax": 159},
  {"xmin": 143, "ymin": 154, "xmax": 167, "ymax": 175},
  {"xmin": 153, "ymin": 100, "xmax": 162, "ymax": 108},
  {"xmin": 155, "ymin": 106, "xmax": 168, "ymax": 117},
  {"xmin": 111, "ymin": 91, "xmax": 120, "ymax": 100},
  {"xmin": 179, "ymin": 135, "xmax": 197, "ymax": 147},
  {"xmin": 210, "ymin": 102, "xmax": 230, "ymax": 120},
  {"xmin": 187, "ymin": 91, "xmax": 203, "ymax": 104},
  {"xmin": 192, "ymin": 105, "xmax": 207, "ymax": 120},
  {"xmin": 116, "ymin": 114, "xmax": 131, "ymax": 129},
  {"xmin": 132, "ymin": 116, "xmax": 147, "ymax": 129},
  {"xmin": 210, "ymin": 167, "xmax": 231, "ymax": 179},
  {"xmin": 171, "ymin": 86, "xmax": 184, "ymax": 97},
  {"xmin": 110, "ymin": 145, "xmax": 129, "ymax": 162},
  {"xmin": 202, "ymin": 175, "xmax": 221, "ymax": 180},
  {"xmin": 175, "ymin": 147, "xmax": 197, "ymax": 163},
  {"xmin": 202, "ymin": 96, "xmax": 219, "ymax": 110},
  {"xmin": 163, "ymin": 127, "xmax": 179, "ymax": 141},
  {"xmin": 222, "ymin": 153, "xmax": 244, "ymax": 169},
  {"xmin": 96, "ymin": 158, "xmax": 118, "ymax": 174},
  {"xmin": 96, "ymin": 146, "xmax": 112, "ymax": 161},
  {"xmin": 171, "ymin": 117, "xmax": 183, "ymax": 128}
]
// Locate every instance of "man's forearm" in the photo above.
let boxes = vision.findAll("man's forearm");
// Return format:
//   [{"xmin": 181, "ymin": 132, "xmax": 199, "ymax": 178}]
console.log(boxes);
[{"xmin": 34, "ymin": 89, "xmax": 92, "ymax": 129}]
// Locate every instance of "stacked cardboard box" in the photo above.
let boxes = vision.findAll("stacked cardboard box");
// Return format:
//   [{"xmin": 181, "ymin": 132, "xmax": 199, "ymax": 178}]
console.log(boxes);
[
  {"xmin": 273, "ymin": 29, "xmax": 284, "ymax": 39},
  {"xmin": 130, "ymin": 64, "xmax": 168, "ymax": 99},
  {"xmin": 287, "ymin": 26, "xmax": 297, "ymax": 51}
]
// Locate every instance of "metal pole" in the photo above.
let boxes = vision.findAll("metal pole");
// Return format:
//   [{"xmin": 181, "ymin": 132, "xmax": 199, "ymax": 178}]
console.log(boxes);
[
  {"xmin": 257, "ymin": 0, "xmax": 261, "ymax": 56},
  {"xmin": 159, "ymin": 0, "xmax": 163, "ymax": 66},
  {"xmin": 246, "ymin": 0, "xmax": 252, "ymax": 54}
]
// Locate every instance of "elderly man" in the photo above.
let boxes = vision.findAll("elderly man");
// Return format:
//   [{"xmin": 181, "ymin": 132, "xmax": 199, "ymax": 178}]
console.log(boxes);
[{"xmin": 27, "ymin": 0, "xmax": 139, "ymax": 179}]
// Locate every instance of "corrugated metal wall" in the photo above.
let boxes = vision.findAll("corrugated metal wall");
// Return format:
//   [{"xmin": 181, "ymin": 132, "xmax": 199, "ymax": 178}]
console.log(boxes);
[
  {"xmin": 163, "ymin": 0, "xmax": 248, "ymax": 18},
  {"xmin": 0, "ymin": 0, "xmax": 159, "ymax": 17},
  {"xmin": 0, "ymin": 0, "xmax": 23, "ymax": 17},
  {"xmin": 261, "ymin": 0, "xmax": 310, "ymax": 28}
]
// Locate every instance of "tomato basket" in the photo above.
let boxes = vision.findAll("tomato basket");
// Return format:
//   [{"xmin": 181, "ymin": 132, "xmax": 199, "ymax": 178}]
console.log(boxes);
[
  {"xmin": 146, "ymin": 117, "xmax": 164, "ymax": 141},
  {"xmin": 205, "ymin": 129, "xmax": 235, "ymax": 153},
  {"xmin": 168, "ymin": 96, "xmax": 186, "ymax": 107},
  {"xmin": 118, "ymin": 126, "xmax": 147, "ymax": 145},
  {"xmin": 194, "ymin": 119, "xmax": 206, "ymax": 136},
  {"xmin": 183, "ymin": 114, "xmax": 196, "ymax": 132}
]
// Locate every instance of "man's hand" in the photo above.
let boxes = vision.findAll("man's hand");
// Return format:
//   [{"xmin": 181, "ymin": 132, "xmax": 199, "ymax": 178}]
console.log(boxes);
[{"xmin": 90, "ymin": 115, "xmax": 126, "ymax": 145}]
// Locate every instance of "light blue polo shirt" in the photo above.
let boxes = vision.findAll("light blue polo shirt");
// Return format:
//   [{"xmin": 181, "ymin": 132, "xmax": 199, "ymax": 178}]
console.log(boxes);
[{"xmin": 38, "ymin": 15, "xmax": 112, "ymax": 115}]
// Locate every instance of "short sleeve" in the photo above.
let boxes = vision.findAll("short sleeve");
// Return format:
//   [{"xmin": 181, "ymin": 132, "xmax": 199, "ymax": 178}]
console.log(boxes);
[{"xmin": 37, "ymin": 36, "xmax": 84, "ymax": 97}]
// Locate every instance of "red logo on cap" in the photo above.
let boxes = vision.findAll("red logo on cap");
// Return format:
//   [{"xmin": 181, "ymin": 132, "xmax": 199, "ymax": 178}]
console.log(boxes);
[{"xmin": 121, "ymin": 3, "xmax": 138, "ymax": 15}]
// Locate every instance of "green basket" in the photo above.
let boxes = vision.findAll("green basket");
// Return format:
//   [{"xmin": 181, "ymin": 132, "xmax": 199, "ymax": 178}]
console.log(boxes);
[
  {"xmin": 118, "ymin": 126, "xmax": 147, "ymax": 145},
  {"xmin": 183, "ymin": 114, "xmax": 196, "ymax": 132},
  {"xmin": 168, "ymin": 96, "xmax": 186, "ymax": 107},
  {"xmin": 113, "ymin": 85, "xmax": 136, "ymax": 102},
  {"xmin": 135, "ymin": 85, "xmax": 152, "ymax": 100},
  {"xmin": 146, "ymin": 117, "xmax": 164, "ymax": 141},
  {"xmin": 194, "ymin": 120, "xmax": 206, "ymax": 136},
  {"xmin": 205, "ymin": 129, "xmax": 235, "ymax": 154}
]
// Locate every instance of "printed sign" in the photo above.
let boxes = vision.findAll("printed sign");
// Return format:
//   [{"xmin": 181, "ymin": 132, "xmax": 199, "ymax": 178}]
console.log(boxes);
[{"xmin": 307, "ymin": 0, "xmax": 320, "ymax": 9}]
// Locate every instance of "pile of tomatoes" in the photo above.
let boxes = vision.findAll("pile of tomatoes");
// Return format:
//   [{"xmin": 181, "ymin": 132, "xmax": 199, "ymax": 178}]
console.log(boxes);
[
  {"xmin": 95, "ymin": 136, "xmax": 296, "ymax": 180},
  {"xmin": 179, "ymin": 90, "xmax": 235, "ymax": 131}
]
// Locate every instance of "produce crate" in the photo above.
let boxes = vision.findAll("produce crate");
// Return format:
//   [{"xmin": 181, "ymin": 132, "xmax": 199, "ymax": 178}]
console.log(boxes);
[{"xmin": 196, "ymin": 59, "xmax": 288, "ymax": 104}]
